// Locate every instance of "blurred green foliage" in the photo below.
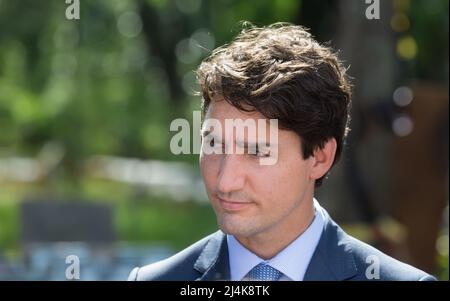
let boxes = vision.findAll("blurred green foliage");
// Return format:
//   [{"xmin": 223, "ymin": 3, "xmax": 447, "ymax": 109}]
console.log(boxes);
[
  {"xmin": 0, "ymin": 202, "xmax": 18, "ymax": 254},
  {"xmin": 436, "ymin": 248, "xmax": 449, "ymax": 281}
]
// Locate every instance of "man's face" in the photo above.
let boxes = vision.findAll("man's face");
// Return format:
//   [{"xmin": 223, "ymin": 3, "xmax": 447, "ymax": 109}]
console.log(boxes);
[{"xmin": 200, "ymin": 98, "xmax": 316, "ymax": 238}]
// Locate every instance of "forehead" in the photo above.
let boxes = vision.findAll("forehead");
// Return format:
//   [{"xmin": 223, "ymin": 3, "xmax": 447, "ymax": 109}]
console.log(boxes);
[
  {"xmin": 202, "ymin": 98, "xmax": 272, "ymax": 143},
  {"xmin": 204, "ymin": 97, "xmax": 265, "ymax": 121}
]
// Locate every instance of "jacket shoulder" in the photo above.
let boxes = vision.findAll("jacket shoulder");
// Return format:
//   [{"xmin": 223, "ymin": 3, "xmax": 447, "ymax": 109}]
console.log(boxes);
[
  {"xmin": 344, "ymin": 234, "xmax": 436, "ymax": 281},
  {"xmin": 127, "ymin": 233, "xmax": 215, "ymax": 281}
]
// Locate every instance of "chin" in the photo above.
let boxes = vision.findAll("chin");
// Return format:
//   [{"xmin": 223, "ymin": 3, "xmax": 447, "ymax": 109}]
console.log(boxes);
[{"xmin": 217, "ymin": 216, "xmax": 259, "ymax": 237}]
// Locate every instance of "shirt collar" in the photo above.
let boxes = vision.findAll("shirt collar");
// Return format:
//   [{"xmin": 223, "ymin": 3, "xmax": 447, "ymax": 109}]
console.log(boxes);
[{"xmin": 227, "ymin": 199, "xmax": 325, "ymax": 281}]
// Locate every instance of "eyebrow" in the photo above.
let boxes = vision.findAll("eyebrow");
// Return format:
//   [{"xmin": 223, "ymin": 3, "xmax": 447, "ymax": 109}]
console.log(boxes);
[
  {"xmin": 201, "ymin": 130, "xmax": 277, "ymax": 148},
  {"xmin": 236, "ymin": 140, "xmax": 277, "ymax": 149},
  {"xmin": 201, "ymin": 130, "xmax": 223, "ymax": 143},
  {"xmin": 201, "ymin": 129, "xmax": 211, "ymax": 137},
  {"xmin": 201, "ymin": 129, "xmax": 216, "ymax": 138}
]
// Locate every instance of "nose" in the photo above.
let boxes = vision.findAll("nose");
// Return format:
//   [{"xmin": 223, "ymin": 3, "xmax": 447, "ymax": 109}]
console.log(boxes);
[{"xmin": 216, "ymin": 154, "xmax": 245, "ymax": 195}]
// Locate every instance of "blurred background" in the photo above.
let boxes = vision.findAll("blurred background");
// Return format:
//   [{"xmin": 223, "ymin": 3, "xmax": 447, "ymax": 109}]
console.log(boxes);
[{"xmin": 0, "ymin": 0, "xmax": 448, "ymax": 280}]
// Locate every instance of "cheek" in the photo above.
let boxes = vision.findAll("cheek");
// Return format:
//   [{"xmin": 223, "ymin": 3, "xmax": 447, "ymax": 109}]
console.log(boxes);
[
  {"xmin": 246, "ymin": 166, "xmax": 283, "ymax": 204},
  {"xmin": 256, "ymin": 160, "xmax": 309, "ymax": 202},
  {"xmin": 200, "ymin": 155, "xmax": 219, "ymax": 190}
]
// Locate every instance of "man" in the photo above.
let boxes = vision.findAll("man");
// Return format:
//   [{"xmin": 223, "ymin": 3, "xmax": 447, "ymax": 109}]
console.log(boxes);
[{"xmin": 128, "ymin": 23, "xmax": 436, "ymax": 281}]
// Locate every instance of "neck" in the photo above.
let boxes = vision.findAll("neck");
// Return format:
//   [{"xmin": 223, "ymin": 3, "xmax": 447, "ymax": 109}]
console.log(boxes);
[{"xmin": 235, "ymin": 196, "xmax": 316, "ymax": 260}]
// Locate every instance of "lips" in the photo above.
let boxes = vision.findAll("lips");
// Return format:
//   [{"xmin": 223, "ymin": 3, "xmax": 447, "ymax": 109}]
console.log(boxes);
[{"xmin": 218, "ymin": 197, "xmax": 252, "ymax": 211}]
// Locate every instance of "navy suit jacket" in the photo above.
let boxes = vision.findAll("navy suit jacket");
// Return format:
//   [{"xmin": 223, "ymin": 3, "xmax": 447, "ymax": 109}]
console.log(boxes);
[{"xmin": 128, "ymin": 208, "xmax": 436, "ymax": 281}]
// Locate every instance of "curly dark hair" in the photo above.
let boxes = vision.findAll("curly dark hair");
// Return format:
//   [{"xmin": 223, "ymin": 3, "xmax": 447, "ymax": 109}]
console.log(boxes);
[{"xmin": 196, "ymin": 22, "xmax": 352, "ymax": 187}]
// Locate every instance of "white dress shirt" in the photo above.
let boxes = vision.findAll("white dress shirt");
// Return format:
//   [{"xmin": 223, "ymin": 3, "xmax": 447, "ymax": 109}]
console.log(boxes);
[{"xmin": 227, "ymin": 199, "xmax": 325, "ymax": 281}]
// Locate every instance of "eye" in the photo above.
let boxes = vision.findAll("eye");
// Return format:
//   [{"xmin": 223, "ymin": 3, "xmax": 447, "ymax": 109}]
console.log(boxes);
[
  {"xmin": 256, "ymin": 150, "xmax": 271, "ymax": 158},
  {"xmin": 250, "ymin": 145, "xmax": 271, "ymax": 158},
  {"xmin": 209, "ymin": 138, "xmax": 215, "ymax": 148}
]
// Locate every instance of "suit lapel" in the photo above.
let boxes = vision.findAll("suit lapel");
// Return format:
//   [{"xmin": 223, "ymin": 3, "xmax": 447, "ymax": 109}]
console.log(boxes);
[
  {"xmin": 304, "ymin": 208, "xmax": 358, "ymax": 281},
  {"xmin": 194, "ymin": 230, "xmax": 230, "ymax": 280}
]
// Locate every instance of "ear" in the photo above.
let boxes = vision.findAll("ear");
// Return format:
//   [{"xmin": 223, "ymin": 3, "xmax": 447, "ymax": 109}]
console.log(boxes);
[{"xmin": 309, "ymin": 138, "xmax": 337, "ymax": 181}]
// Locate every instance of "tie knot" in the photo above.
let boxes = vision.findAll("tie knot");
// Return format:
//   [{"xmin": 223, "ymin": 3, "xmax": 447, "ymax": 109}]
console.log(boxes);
[{"xmin": 245, "ymin": 263, "xmax": 282, "ymax": 281}]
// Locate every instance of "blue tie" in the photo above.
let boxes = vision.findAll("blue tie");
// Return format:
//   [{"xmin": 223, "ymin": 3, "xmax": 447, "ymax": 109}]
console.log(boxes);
[{"xmin": 245, "ymin": 263, "xmax": 283, "ymax": 281}]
